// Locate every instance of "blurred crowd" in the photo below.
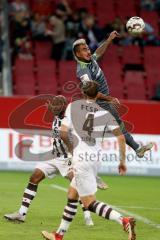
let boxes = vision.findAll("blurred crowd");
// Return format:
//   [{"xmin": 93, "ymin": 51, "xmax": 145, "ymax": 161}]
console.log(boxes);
[
  {"xmin": 9, "ymin": 0, "xmax": 160, "ymax": 62},
  {"xmin": 141, "ymin": 0, "xmax": 160, "ymax": 11}
]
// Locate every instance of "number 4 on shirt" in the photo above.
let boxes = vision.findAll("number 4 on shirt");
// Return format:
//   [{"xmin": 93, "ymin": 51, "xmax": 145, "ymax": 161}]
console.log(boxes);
[{"xmin": 82, "ymin": 114, "xmax": 94, "ymax": 136}]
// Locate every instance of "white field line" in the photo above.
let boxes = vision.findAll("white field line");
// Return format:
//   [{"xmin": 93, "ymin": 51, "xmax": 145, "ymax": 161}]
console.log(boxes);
[
  {"xmin": 114, "ymin": 206, "xmax": 160, "ymax": 211},
  {"xmin": 50, "ymin": 184, "xmax": 68, "ymax": 193},
  {"xmin": 111, "ymin": 205, "xmax": 160, "ymax": 229},
  {"xmin": 50, "ymin": 184, "xmax": 160, "ymax": 229}
]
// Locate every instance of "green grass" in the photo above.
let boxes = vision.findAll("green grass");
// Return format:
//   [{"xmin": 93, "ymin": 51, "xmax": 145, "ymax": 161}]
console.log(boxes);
[{"xmin": 0, "ymin": 172, "xmax": 160, "ymax": 240}]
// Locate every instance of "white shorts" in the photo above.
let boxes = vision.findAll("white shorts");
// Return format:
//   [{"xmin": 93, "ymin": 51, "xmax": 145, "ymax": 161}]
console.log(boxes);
[
  {"xmin": 70, "ymin": 161, "xmax": 99, "ymax": 197},
  {"xmin": 36, "ymin": 157, "xmax": 72, "ymax": 179}
]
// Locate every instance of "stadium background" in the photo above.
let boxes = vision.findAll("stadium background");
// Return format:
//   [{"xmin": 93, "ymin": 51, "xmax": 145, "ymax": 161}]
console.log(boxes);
[
  {"xmin": 0, "ymin": 1, "xmax": 160, "ymax": 240},
  {"xmin": 0, "ymin": 0, "xmax": 160, "ymax": 175}
]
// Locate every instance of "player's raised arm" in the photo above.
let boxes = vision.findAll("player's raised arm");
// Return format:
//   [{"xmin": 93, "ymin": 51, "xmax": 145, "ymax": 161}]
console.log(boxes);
[{"xmin": 95, "ymin": 31, "xmax": 120, "ymax": 59}]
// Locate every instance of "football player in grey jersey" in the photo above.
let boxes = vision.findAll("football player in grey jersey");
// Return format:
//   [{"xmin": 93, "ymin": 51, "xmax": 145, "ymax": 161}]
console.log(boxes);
[{"xmin": 73, "ymin": 33, "xmax": 153, "ymax": 158}]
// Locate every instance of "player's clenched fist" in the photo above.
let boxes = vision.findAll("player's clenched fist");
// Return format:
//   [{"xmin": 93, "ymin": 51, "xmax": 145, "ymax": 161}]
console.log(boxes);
[
  {"xmin": 108, "ymin": 31, "xmax": 120, "ymax": 41},
  {"xmin": 118, "ymin": 163, "xmax": 127, "ymax": 176}
]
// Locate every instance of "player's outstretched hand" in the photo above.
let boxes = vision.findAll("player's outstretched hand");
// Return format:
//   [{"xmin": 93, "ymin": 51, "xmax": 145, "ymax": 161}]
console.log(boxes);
[
  {"xmin": 109, "ymin": 31, "xmax": 120, "ymax": 41},
  {"xmin": 118, "ymin": 163, "xmax": 127, "ymax": 176}
]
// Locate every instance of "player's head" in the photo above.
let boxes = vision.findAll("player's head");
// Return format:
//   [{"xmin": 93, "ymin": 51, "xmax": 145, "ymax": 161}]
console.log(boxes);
[
  {"xmin": 73, "ymin": 39, "xmax": 92, "ymax": 62},
  {"xmin": 47, "ymin": 95, "xmax": 67, "ymax": 117},
  {"xmin": 80, "ymin": 81, "xmax": 99, "ymax": 99}
]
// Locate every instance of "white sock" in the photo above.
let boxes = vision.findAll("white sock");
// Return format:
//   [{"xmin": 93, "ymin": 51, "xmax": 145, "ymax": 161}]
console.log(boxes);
[
  {"xmin": 19, "ymin": 206, "xmax": 28, "ymax": 216},
  {"xmin": 56, "ymin": 219, "xmax": 70, "ymax": 235},
  {"xmin": 83, "ymin": 210, "xmax": 91, "ymax": 219},
  {"xmin": 56, "ymin": 199, "xmax": 78, "ymax": 235},
  {"xmin": 79, "ymin": 200, "xmax": 91, "ymax": 219},
  {"xmin": 19, "ymin": 182, "xmax": 37, "ymax": 216},
  {"xmin": 109, "ymin": 210, "xmax": 123, "ymax": 225}
]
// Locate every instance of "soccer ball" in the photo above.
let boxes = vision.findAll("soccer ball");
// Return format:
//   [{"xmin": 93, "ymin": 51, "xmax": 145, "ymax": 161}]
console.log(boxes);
[{"xmin": 126, "ymin": 16, "xmax": 145, "ymax": 35}]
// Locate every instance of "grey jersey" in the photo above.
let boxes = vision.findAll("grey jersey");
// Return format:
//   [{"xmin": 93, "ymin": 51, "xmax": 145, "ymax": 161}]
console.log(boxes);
[{"xmin": 76, "ymin": 54, "xmax": 109, "ymax": 95}]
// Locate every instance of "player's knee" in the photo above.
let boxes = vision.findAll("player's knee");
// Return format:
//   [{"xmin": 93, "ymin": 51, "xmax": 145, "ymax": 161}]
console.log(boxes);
[
  {"xmin": 67, "ymin": 187, "xmax": 79, "ymax": 200},
  {"xmin": 83, "ymin": 201, "xmax": 90, "ymax": 209},
  {"xmin": 81, "ymin": 197, "xmax": 96, "ymax": 210},
  {"xmin": 29, "ymin": 169, "xmax": 45, "ymax": 184}
]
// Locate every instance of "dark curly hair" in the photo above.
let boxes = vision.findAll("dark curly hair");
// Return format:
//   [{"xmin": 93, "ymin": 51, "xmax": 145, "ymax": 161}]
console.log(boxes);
[{"xmin": 47, "ymin": 95, "xmax": 67, "ymax": 116}]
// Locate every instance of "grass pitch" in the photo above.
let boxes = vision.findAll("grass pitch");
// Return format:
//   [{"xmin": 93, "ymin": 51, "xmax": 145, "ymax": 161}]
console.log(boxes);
[{"xmin": 0, "ymin": 171, "xmax": 160, "ymax": 240}]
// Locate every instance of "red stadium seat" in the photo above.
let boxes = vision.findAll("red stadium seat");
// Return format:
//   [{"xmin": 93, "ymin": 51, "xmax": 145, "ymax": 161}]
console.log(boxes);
[
  {"xmin": 101, "ymin": 45, "xmax": 120, "ymax": 63},
  {"xmin": 38, "ymin": 83, "xmax": 58, "ymax": 95},
  {"xmin": 14, "ymin": 59, "xmax": 35, "ymax": 95},
  {"xmin": 37, "ymin": 59, "xmax": 56, "ymax": 76},
  {"xmin": 59, "ymin": 61, "xmax": 78, "ymax": 99},
  {"xmin": 15, "ymin": 76, "xmax": 36, "ymax": 95},
  {"xmin": 124, "ymin": 70, "xmax": 145, "ymax": 83},
  {"xmin": 59, "ymin": 61, "xmax": 77, "ymax": 87},
  {"xmin": 146, "ymin": 68, "xmax": 160, "ymax": 98},
  {"xmin": 97, "ymin": 12, "xmax": 116, "ymax": 27},
  {"xmin": 101, "ymin": 46, "xmax": 124, "ymax": 98},
  {"xmin": 109, "ymin": 83, "xmax": 124, "ymax": 99},
  {"xmin": 144, "ymin": 46, "xmax": 160, "ymax": 98},
  {"xmin": 96, "ymin": 0, "xmax": 115, "ymax": 26},
  {"xmin": 37, "ymin": 60, "xmax": 57, "ymax": 95},
  {"xmin": 144, "ymin": 46, "xmax": 160, "ymax": 66},
  {"xmin": 146, "ymin": 68, "xmax": 160, "ymax": 85},
  {"xmin": 102, "ymin": 62, "xmax": 123, "ymax": 85},
  {"xmin": 144, "ymin": 47, "xmax": 160, "ymax": 98},
  {"xmin": 126, "ymin": 81, "xmax": 146, "ymax": 100},
  {"xmin": 35, "ymin": 41, "xmax": 52, "ymax": 60},
  {"xmin": 14, "ymin": 58, "xmax": 34, "ymax": 75},
  {"xmin": 31, "ymin": 0, "xmax": 54, "ymax": 15},
  {"xmin": 74, "ymin": 0, "xmax": 94, "ymax": 12},
  {"xmin": 122, "ymin": 45, "xmax": 142, "ymax": 65},
  {"xmin": 124, "ymin": 71, "xmax": 146, "ymax": 100},
  {"xmin": 116, "ymin": 0, "xmax": 136, "ymax": 20}
]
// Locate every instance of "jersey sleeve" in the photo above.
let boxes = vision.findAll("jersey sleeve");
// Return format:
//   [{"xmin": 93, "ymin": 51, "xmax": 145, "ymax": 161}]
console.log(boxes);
[
  {"xmin": 77, "ymin": 67, "xmax": 92, "ymax": 84},
  {"xmin": 61, "ymin": 103, "xmax": 73, "ymax": 129},
  {"xmin": 92, "ymin": 53, "xmax": 98, "ymax": 61}
]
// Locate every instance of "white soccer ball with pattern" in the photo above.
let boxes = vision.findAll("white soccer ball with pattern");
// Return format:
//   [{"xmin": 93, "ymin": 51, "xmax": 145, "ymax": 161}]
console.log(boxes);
[{"xmin": 126, "ymin": 16, "xmax": 145, "ymax": 34}]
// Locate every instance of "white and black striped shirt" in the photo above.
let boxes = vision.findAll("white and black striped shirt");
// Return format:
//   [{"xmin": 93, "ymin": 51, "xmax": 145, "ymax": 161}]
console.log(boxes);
[{"xmin": 52, "ymin": 116, "xmax": 68, "ymax": 158}]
